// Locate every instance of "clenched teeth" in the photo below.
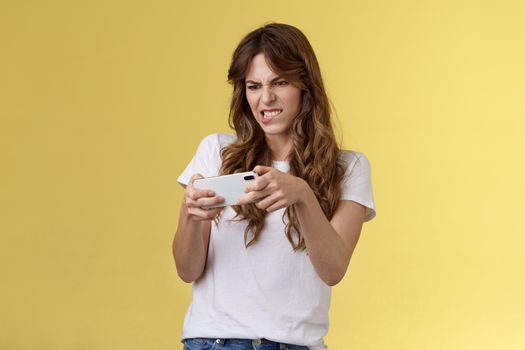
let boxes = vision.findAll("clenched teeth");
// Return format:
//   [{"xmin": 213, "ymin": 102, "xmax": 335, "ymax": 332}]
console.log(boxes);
[{"xmin": 262, "ymin": 110, "xmax": 282, "ymax": 117}]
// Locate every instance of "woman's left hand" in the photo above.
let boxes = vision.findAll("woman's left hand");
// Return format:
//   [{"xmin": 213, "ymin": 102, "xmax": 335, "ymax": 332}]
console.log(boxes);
[{"xmin": 237, "ymin": 165, "xmax": 309, "ymax": 212}]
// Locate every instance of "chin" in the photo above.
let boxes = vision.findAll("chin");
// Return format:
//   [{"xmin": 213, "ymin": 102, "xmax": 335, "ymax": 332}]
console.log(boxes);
[
  {"xmin": 261, "ymin": 127, "xmax": 291, "ymax": 137},
  {"xmin": 257, "ymin": 120, "xmax": 292, "ymax": 134}
]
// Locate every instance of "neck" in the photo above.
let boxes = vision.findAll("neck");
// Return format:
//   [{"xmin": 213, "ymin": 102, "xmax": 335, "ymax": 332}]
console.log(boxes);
[{"xmin": 265, "ymin": 133, "xmax": 292, "ymax": 161}]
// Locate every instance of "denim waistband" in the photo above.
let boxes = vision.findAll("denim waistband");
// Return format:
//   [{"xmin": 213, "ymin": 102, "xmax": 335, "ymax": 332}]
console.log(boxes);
[{"xmin": 183, "ymin": 337, "xmax": 310, "ymax": 350}]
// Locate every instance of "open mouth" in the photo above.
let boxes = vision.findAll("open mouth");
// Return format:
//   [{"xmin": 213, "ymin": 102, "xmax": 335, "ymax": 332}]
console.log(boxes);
[
  {"xmin": 260, "ymin": 109, "xmax": 283, "ymax": 124},
  {"xmin": 260, "ymin": 109, "xmax": 283, "ymax": 118}
]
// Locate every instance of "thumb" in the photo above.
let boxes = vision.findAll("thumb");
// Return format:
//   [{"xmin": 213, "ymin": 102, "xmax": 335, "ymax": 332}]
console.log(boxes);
[
  {"xmin": 188, "ymin": 173, "xmax": 204, "ymax": 187},
  {"xmin": 253, "ymin": 165, "xmax": 273, "ymax": 176}
]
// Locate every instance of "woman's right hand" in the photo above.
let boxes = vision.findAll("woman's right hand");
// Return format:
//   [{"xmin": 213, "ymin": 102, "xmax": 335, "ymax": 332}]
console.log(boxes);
[{"xmin": 184, "ymin": 174, "xmax": 224, "ymax": 221}]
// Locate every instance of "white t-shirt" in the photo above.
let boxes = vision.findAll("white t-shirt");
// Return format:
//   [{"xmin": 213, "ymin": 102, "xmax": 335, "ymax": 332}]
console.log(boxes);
[{"xmin": 177, "ymin": 133, "xmax": 376, "ymax": 349}]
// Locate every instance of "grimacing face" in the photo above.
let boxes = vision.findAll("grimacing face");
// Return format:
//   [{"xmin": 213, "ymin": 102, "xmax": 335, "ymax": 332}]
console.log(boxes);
[{"xmin": 245, "ymin": 53, "xmax": 302, "ymax": 137}]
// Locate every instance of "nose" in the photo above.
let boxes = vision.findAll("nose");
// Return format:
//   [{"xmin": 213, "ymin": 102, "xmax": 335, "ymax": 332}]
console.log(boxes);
[{"xmin": 260, "ymin": 85, "xmax": 276, "ymax": 104}]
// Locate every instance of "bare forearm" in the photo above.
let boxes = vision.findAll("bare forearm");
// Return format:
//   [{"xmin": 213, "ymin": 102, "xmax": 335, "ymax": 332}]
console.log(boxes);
[
  {"xmin": 172, "ymin": 205, "xmax": 208, "ymax": 283},
  {"xmin": 295, "ymin": 186, "xmax": 351, "ymax": 286}
]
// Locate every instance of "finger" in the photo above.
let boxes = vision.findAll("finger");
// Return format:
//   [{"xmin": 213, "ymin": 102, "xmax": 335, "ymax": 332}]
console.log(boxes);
[
  {"xmin": 238, "ymin": 188, "xmax": 272, "ymax": 205},
  {"xmin": 253, "ymin": 165, "xmax": 273, "ymax": 176},
  {"xmin": 185, "ymin": 194, "xmax": 224, "ymax": 208},
  {"xmin": 255, "ymin": 193, "xmax": 281, "ymax": 210},
  {"xmin": 188, "ymin": 206, "xmax": 222, "ymax": 220},
  {"xmin": 186, "ymin": 187, "xmax": 216, "ymax": 201},
  {"xmin": 265, "ymin": 200, "xmax": 287, "ymax": 212},
  {"xmin": 186, "ymin": 174, "xmax": 216, "ymax": 200},
  {"xmin": 196, "ymin": 195, "xmax": 225, "ymax": 207},
  {"xmin": 188, "ymin": 173, "xmax": 204, "ymax": 186},
  {"xmin": 245, "ymin": 176, "xmax": 271, "ymax": 192},
  {"xmin": 187, "ymin": 173, "xmax": 208, "ymax": 193}
]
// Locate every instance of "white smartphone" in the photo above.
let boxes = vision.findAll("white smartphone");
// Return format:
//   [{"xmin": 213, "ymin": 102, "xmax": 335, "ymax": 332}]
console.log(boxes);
[{"xmin": 193, "ymin": 171, "xmax": 258, "ymax": 208}]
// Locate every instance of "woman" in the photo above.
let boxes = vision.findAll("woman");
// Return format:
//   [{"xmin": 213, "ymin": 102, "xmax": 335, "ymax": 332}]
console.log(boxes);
[{"xmin": 173, "ymin": 23, "xmax": 376, "ymax": 350}]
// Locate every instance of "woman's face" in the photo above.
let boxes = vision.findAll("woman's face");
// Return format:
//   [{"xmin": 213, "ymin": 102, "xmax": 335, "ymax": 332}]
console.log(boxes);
[{"xmin": 245, "ymin": 53, "xmax": 302, "ymax": 137}]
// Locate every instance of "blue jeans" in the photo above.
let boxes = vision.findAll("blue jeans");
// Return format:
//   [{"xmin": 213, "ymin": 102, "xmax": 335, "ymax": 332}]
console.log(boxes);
[{"xmin": 182, "ymin": 338, "xmax": 310, "ymax": 350}]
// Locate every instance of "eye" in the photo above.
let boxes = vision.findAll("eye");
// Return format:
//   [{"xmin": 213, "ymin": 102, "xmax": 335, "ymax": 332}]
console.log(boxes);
[
  {"xmin": 274, "ymin": 80, "xmax": 288, "ymax": 86},
  {"xmin": 247, "ymin": 85, "xmax": 260, "ymax": 91}
]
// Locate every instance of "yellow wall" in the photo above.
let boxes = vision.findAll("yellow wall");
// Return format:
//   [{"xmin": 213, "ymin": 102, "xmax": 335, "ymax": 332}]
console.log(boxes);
[{"xmin": 1, "ymin": 1, "xmax": 524, "ymax": 349}]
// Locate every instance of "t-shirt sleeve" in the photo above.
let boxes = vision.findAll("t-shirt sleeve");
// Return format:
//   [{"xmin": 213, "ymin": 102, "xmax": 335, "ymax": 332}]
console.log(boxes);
[
  {"xmin": 340, "ymin": 151, "xmax": 377, "ymax": 222},
  {"xmin": 177, "ymin": 134, "xmax": 221, "ymax": 187}
]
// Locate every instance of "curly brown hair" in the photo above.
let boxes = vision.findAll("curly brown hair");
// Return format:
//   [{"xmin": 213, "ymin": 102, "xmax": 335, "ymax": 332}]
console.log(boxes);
[{"xmin": 220, "ymin": 23, "xmax": 346, "ymax": 251}]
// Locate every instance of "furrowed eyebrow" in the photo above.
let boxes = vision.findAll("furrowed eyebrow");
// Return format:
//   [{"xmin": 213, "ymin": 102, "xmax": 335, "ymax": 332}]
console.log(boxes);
[{"xmin": 245, "ymin": 77, "xmax": 283, "ymax": 84}]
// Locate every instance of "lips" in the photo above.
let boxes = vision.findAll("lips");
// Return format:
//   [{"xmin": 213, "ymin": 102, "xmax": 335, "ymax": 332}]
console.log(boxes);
[{"xmin": 258, "ymin": 109, "xmax": 283, "ymax": 124}]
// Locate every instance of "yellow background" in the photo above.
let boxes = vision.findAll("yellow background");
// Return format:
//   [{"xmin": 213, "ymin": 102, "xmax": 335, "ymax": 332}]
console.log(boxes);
[{"xmin": 1, "ymin": 0, "xmax": 524, "ymax": 349}]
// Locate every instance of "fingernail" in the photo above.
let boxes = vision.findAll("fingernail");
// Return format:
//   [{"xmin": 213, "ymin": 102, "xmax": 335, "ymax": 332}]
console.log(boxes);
[{"xmin": 208, "ymin": 191, "xmax": 215, "ymax": 196}]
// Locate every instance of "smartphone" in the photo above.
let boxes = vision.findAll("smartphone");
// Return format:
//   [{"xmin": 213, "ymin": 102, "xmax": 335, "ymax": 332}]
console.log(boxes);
[{"xmin": 193, "ymin": 171, "xmax": 258, "ymax": 208}]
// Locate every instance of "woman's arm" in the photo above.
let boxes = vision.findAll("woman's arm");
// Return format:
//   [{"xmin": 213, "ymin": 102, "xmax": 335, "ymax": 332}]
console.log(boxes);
[
  {"xmin": 172, "ymin": 174, "xmax": 224, "ymax": 283},
  {"xmin": 295, "ymin": 187, "xmax": 365, "ymax": 286},
  {"xmin": 172, "ymin": 204, "xmax": 210, "ymax": 283},
  {"xmin": 238, "ymin": 166, "xmax": 366, "ymax": 286}
]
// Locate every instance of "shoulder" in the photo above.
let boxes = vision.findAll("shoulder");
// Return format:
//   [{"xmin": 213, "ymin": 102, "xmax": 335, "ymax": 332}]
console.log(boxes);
[
  {"xmin": 217, "ymin": 133, "xmax": 237, "ymax": 148},
  {"xmin": 340, "ymin": 149, "xmax": 371, "ymax": 173},
  {"xmin": 339, "ymin": 149, "xmax": 376, "ymax": 221},
  {"xmin": 193, "ymin": 133, "xmax": 237, "ymax": 157},
  {"xmin": 185, "ymin": 133, "xmax": 237, "ymax": 177},
  {"xmin": 198, "ymin": 133, "xmax": 237, "ymax": 150}
]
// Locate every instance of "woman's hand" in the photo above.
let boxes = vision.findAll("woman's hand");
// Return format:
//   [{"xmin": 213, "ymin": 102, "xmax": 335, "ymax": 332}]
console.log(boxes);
[
  {"xmin": 184, "ymin": 174, "xmax": 224, "ymax": 220},
  {"xmin": 238, "ymin": 165, "xmax": 309, "ymax": 212}
]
